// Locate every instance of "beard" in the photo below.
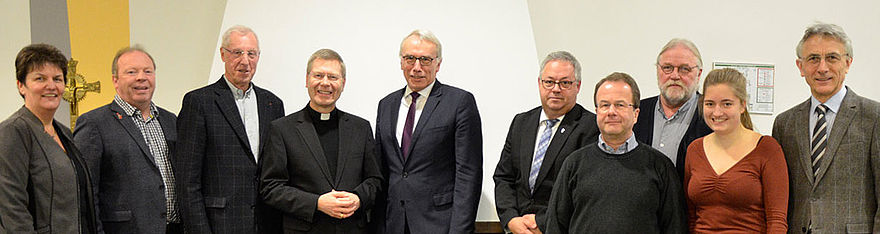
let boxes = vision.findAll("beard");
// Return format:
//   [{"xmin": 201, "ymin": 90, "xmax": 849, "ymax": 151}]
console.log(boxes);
[{"xmin": 659, "ymin": 80, "xmax": 697, "ymax": 107}]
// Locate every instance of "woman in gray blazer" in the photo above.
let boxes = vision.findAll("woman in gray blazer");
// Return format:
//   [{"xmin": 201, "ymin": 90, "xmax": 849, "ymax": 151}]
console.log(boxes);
[{"xmin": 0, "ymin": 44, "xmax": 97, "ymax": 233}]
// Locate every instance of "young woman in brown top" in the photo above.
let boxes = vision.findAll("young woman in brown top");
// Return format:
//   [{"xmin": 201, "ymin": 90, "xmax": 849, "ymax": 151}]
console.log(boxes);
[{"xmin": 684, "ymin": 68, "xmax": 788, "ymax": 233}]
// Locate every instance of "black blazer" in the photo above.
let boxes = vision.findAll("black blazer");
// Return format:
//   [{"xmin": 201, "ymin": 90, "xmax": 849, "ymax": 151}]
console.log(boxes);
[
  {"xmin": 175, "ymin": 77, "xmax": 284, "ymax": 234},
  {"xmin": 493, "ymin": 104, "xmax": 599, "ymax": 231},
  {"xmin": 260, "ymin": 107, "xmax": 382, "ymax": 234},
  {"xmin": 74, "ymin": 101, "xmax": 177, "ymax": 234},
  {"xmin": 633, "ymin": 95, "xmax": 712, "ymax": 178},
  {"xmin": 373, "ymin": 81, "xmax": 483, "ymax": 234}
]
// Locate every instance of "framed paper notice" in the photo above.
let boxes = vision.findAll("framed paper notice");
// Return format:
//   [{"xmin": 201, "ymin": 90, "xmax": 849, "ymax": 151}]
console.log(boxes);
[{"xmin": 712, "ymin": 62, "xmax": 775, "ymax": 114}]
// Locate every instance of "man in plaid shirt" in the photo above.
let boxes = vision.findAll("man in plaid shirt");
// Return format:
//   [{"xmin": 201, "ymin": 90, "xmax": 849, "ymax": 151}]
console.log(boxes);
[{"xmin": 74, "ymin": 45, "xmax": 181, "ymax": 233}]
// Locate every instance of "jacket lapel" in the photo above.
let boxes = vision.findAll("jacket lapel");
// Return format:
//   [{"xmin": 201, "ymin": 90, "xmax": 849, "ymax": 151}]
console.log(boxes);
[
  {"xmin": 384, "ymin": 88, "xmax": 405, "ymax": 164},
  {"xmin": 534, "ymin": 106, "xmax": 582, "ymax": 190},
  {"xmin": 407, "ymin": 82, "xmax": 444, "ymax": 165},
  {"xmin": 256, "ymin": 87, "xmax": 279, "ymax": 161},
  {"xmin": 814, "ymin": 89, "xmax": 858, "ymax": 186},
  {"xmin": 295, "ymin": 111, "xmax": 334, "ymax": 187},
  {"xmin": 518, "ymin": 110, "xmax": 541, "ymax": 190},
  {"xmin": 791, "ymin": 100, "xmax": 815, "ymax": 185},
  {"xmin": 109, "ymin": 102, "xmax": 158, "ymax": 168},
  {"xmin": 334, "ymin": 112, "xmax": 352, "ymax": 186},
  {"xmin": 212, "ymin": 78, "xmax": 255, "ymax": 163}
]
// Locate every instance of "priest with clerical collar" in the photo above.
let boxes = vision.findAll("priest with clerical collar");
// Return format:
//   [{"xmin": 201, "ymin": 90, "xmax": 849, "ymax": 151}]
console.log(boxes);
[{"xmin": 259, "ymin": 48, "xmax": 383, "ymax": 234}]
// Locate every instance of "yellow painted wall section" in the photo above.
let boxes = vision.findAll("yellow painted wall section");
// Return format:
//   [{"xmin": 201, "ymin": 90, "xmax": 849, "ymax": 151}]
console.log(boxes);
[{"xmin": 67, "ymin": 0, "xmax": 129, "ymax": 114}]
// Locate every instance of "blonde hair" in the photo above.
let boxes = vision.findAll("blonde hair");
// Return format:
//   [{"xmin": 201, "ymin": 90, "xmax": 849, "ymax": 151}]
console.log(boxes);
[{"xmin": 701, "ymin": 68, "xmax": 753, "ymax": 130}]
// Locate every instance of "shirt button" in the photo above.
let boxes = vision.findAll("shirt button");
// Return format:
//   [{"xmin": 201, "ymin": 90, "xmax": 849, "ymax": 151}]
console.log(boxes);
[{"xmin": 660, "ymin": 143, "xmax": 665, "ymax": 147}]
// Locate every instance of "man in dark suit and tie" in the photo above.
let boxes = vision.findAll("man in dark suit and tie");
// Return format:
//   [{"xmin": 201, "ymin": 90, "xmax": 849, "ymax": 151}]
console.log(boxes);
[
  {"xmin": 493, "ymin": 51, "xmax": 599, "ymax": 234},
  {"xmin": 633, "ymin": 38, "xmax": 712, "ymax": 178},
  {"xmin": 74, "ymin": 46, "xmax": 181, "ymax": 233},
  {"xmin": 260, "ymin": 49, "xmax": 382, "ymax": 233},
  {"xmin": 176, "ymin": 25, "xmax": 285, "ymax": 233},
  {"xmin": 374, "ymin": 29, "xmax": 483, "ymax": 234},
  {"xmin": 773, "ymin": 22, "xmax": 880, "ymax": 233}
]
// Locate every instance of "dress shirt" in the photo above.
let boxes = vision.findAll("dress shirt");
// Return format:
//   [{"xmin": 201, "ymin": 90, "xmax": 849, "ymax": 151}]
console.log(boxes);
[
  {"xmin": 809, "ymin": 86, "xmax": 846, "ymax": 138},
  {"xmin": 598, "ymin": 133, "xmax": 639, "ymax": 154},
  {"xmin": 532, "ymin": 110, "xmax": 565, "ymax": 157},
  {"xmin": 224, "ymin": 77, "xmax": 260, "ymax": 160},
  {"xmin": 113, "ymin": 95, "xmax": 178, "ymax": 223},
  {"xmin": 651, "ymin": 92, "xmax": 698, "ymax": 164},
  {"xmin": 396, "ymin": 80, "xmax": 436, "ymax": 147}
]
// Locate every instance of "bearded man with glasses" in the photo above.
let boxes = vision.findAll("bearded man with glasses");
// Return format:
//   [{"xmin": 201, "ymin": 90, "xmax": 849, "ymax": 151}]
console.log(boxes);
[{"xmin": 633, "ymin": 38, "xmax": 713, "ymax": 179}]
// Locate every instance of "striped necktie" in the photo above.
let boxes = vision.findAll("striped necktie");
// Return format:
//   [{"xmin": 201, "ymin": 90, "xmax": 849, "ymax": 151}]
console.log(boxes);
[
  {"xmin": 529, "ymin": 119, "xmax": 559, "ymax": 193},
  {"xmin": 811, "ymin": 104, "xmax": 829, "ymax": 177}
]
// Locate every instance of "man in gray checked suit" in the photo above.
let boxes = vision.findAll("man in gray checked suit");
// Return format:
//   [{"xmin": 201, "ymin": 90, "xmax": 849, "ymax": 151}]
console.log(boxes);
[
  {"xmin": 772, "ymin": 22, "xmax": 880, "ymax": 233},
  {"xmin": 74, "ymin": 46, "xmax": 181, "ymax": 233}
]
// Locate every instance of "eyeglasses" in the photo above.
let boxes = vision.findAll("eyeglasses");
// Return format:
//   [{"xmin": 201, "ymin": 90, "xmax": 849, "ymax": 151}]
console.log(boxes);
[
  {"xmin": 596, "ymin": 102, "xmax": 634, "ymax": 112},
  {"xmin": 800, "ymin": 53, "xmax": 849, "ymax": 65},
  {"xmin": 402, "ymin": 55, "xmax": 436, "ymax": 66},
  {"xmin": 223, "ymin": 48, "xmax": 260, "ymax": 59},
  {"xmin": 539, "ymin": 79, "xmax": 578, "ymax": 90},
  {"xmin": 658, "ymin": 64, "xmax": 699, "ymax": 75}
]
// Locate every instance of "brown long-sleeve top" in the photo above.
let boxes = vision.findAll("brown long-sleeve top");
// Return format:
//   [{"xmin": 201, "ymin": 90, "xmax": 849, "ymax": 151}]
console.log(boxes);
[{"xmin": 684, "ymin": 136, "xmax": 789, "ymax": 234}]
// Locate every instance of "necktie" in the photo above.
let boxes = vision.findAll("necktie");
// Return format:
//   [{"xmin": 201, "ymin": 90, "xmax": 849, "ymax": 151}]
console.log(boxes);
[
  {"xmin": 811, "ymin": 104, "xmax": 829, "ymax": 177},
  {"xmin": 529, "ymin": 119, "xmax": 560, "ymax": 193},
  {"xmin": 401, "ymin": 92, "xmax": 420, "ymax": 160}
]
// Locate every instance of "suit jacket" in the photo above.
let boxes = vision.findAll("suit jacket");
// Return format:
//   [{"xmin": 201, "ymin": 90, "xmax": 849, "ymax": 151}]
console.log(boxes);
[
  {"xmin": 176, "ymin": 77, "xmax": 285, "ymax": 234},
  {"xmin": 0, "ymin": 106, "xmax": 97, "ymax": 233},
  {"xmin": 374, "ymin": 80, "xmax": 483, "ymax": 234},
  {"xmin": 260, "ymin": 107, "xmax": 382, "ymax": 234},
  {"xmin": 74, "ymin": 101, "xmax": 177, "ymax": 234},
  {"xmin": 633, "ymin": 95, "xmax": 712, "ymax": 178},
  {"xmin": 772, "ymin": 88, "xmax": 880, "ymax": 233},
  {"xmin": 493, "ymin": 104, "xmax": 599, "ymax": 231}
]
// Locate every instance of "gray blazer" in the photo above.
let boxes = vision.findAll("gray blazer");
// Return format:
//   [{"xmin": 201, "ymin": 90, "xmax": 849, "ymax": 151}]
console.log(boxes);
[
  {"xmin": 74, "ymin": 101, "xmax": 177, "ymax": 234},
  {"xmin": 772, "ymin": 88, "xmax": 880, "ymax": 233},
  {"xmin": 0, "ymin": 106, "xmax": 97, "ymax": 233}
]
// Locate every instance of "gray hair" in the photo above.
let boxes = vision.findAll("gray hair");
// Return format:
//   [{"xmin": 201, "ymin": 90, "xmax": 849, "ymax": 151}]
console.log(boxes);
[
  {"xmin": 656, "ymin": 38, "xmax": 703, "ymax": 68},
  {"xmin": 796, "ymin": 22, "xmax": 853, "ymax": 58},
  {"xmin": 221, "ymin": 25, "xmax": 258, "ymax": 48},
  {"xmin": 538, "ymin": 51, "xmax": 582, "ymax": 81},
  {"xmin": 307, "ymin": 48, "xmax": 346, "ymax": 78},
  {"xmin": 399, "ymin": 29, "xmax": 442, "ymax": 58},
  {"xmin": 111, "ymin": 44, "xmax": 156, "ymax": 76}
]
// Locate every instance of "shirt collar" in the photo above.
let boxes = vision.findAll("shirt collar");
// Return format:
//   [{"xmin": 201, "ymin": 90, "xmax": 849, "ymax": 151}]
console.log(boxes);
[
  {"xmin": 404, "ymin": 79, "xmax": 436, "ymax": 100},
  {"xmin": 114, "ymin": 95, "xmax": 158, "ymax": 118},
  {"xmin": 656, "ymin": 91, "xmax": 698, "ymax": 118},
  {"xmin": 538, "ymin": 109, "xmax": 566, "ymax": 123},
  {"xmin": 597, "ymin": 132, "xmax": 639, "ymax": 154},
  {"xmin": 810, "ymin": 86, "xmax": 847, "ymax": 114},
  {"xmin": 223, "ymin": 75, "xmax": 254, "ymax": 99}
]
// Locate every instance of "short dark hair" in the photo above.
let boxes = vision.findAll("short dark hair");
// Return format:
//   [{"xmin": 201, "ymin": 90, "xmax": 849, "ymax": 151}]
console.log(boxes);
[
  {"xmin": 306, "ymin": 48, "xmax": 346, "ymax": 78},
  {"xmin": 593, "ymin": 72, "xmax": 641, "ymax": 109},
  {"xmin": 15, "ymin": 43, "xmax": 68, "ymax": 84},
  {"xmin": 112, "ymin": 45, "xmax": 156, "ymax": 76}
]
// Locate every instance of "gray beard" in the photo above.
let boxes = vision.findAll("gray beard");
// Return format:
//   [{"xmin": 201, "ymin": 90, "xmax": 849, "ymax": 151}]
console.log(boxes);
[{"xmin": 660, "ymin": 90, "xmax": 691, "ymax": 107}]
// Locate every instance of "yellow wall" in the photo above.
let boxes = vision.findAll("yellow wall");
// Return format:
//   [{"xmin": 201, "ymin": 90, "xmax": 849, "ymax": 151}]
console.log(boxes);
[{"xmin": 66, "ymin": 0, "xmax": 129, "ymax": 114}]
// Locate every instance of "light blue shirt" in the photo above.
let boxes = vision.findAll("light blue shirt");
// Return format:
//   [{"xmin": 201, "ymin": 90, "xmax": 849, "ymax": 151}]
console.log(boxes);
[
  {"xmin": 809, "ymin": 86, "xmax": 847, "ymax": 139},
  {"xmin": 651, "ymin": 92, "xmax": 698, "ymax": 165},
  {"xmin": 598, "ymin": 133, "xmax": 639, "ymax": 154},
  {"xmin": 224, "ymin": 76, "xmax": 260, "ymax": 161}
]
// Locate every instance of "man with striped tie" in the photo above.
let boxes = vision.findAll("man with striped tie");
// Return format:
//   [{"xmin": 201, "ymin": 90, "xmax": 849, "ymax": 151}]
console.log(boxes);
[
  {"xmin": 772, "ymin": 22, "xmax": 880, "ymax": 233},
  {"xmin": 493, "ymin": 51, "xmax": 598, "ymax": 234}
]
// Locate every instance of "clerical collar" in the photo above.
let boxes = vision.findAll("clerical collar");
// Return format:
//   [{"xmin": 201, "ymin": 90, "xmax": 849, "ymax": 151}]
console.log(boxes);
[{"xmin": 306, "ymin": 105, "xmax": 339, "ymax": 122}]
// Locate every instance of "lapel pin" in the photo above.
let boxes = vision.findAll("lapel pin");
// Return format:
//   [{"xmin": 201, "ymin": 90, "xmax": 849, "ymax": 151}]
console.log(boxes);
[
  {"xmin": 116, "ymin": 113, "xmax": 123, "ymax": 119},
  {"xmin": 560, "ymin": 128, "xmax": 566, "ymax": 133}
]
